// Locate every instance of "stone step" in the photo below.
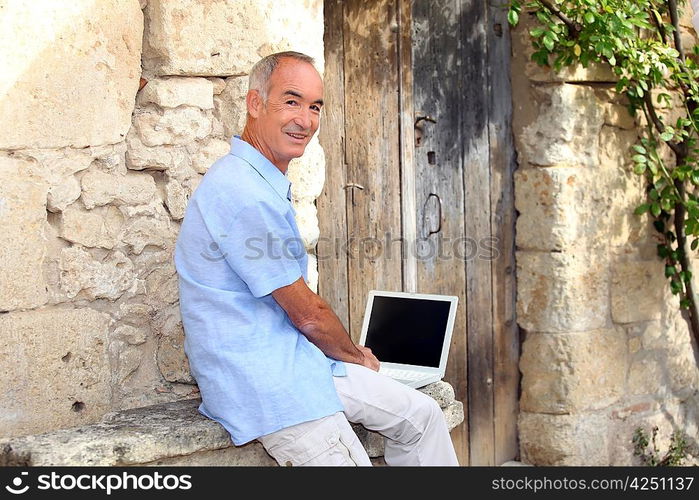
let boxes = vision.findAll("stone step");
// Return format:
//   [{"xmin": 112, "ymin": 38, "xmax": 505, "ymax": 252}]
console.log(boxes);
[{"xmin": 0, "ymin": 381, "xmax": 463, "ymax": 466}]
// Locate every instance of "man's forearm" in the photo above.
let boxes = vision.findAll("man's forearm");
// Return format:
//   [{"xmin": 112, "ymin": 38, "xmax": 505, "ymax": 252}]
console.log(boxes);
[{"xmin": 296, "ymin": 305, "xmax": 365, "ymax": 365}]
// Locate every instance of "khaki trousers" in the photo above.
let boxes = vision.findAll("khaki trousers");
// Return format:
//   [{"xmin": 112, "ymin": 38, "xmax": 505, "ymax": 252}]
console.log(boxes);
[{"xmin": 258, "ymin": 363, "xmax": 459, "ymax": 466}]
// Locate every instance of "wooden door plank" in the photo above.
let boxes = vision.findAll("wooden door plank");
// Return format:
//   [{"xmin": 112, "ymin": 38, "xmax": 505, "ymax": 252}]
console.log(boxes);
[
  {"xmin": 487, "ymin": 0, "xmax": 520, "ymax": 465},
  {"xmin": 318, "ymin": 0, "xmax": 350, "ymax": 330},
  {"xmin": 398, "ymin": 0, "xmax": 418, "ymax": 294},
  {"xmin": 344, "ymin": 0, "xmax": 404, "ymax": 341},
  {"xmin": 411, "ymin": 0, "xmax": 470, "ymax": 466},
  {"xmin": 460, "ymin": 0, "xmax": 495, "ymax": 465}
]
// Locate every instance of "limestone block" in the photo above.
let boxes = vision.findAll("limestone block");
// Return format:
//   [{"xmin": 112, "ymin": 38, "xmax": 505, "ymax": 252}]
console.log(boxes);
[
  {"xmin": 142, "ymin": 0, "xmax": 324, "ymax": 76},
  {"xmin": 599, "ymin": 127, "xmax": 648, "ymax": 248},
  {"xmin": 0, "ymin": 1, "xmax": 143, "ymax": 149},
  {"xmin": 121, "ymin": 216, "xmax": 177, "ymax": 254},
  {"xmin": 609, "ymin": 410, "xmax": 679, "ymax": 465},
  {"xmin": 115, "ymin": 342, "xmax": 146, "ymax": 384},
  {"xmin": 0, "ymin": 156, "xmax": 48, "ymax": 311},
  {"xmin": 113, "ymin": 325, "xmax": 147, "ymax": 346},
  {"xmin": 0, "ymin": 381, "xmax": 462, "ymax": 465},
  {"xmin": 59, "ymin": 204, "xmax": 124, "ymax": 249},
  {"xmin": 133, "ymin": 107, "xmax": 213, "ymax": 147},
  {"xmin": 210, "ymin": 78, "xmax": 226, "ymax": 95},
  {"xmin": 214, "ymin": 77, "xmax": 248, "ymax": 138},
  {"xmin": 516, "ymin": 250, "xmax": 609, "ymax": 332},
  {"xmin": 515, "ymin": 167, "xmax": 610, "ymax": 251},
  {"xmin": 0, "ymin": 308, "xmax": 110, "ymax": 438},
  {"xmin": 153, "ymin": 309, "xmax": 194, "ymax": 384},
  {"xmin": 81, "ymin": 170, "xmax": 158, "ymax": 209},
  {"xmin": 293, "ymin": 203, "xmax": 320, "ymax": 250},
  {"xmin": 126, "ymin": 133, "xmax": 192, "ymax": 172},
  {"xmin": 190, "ymin": 138, "xmax": 231, "ymax": 174},
  {"xmin": 306, "ymin": 254, "xmax": 319, "ymax": 293},
  {"xmin": 519, "ymin": 84, "xmax": 604, "ymax": 167},
  {"xmin": 47, "ymin": 176, "xmax": 82, "ymax": 213},
  {"xmin": 627, "ymin": 353, "xmax": 668, "ymax": 397},
  {"xmin": 520, "ymin": 329, "xmax": 627, "ymax": 413},
  {"xmin": 60, "ymin": 247, "xmax": 136, "ymax": 300},
  {"xmin": 145, "ymin": 264, "xmax": 180, "ymax": 305},
  {"xmin": 611, "ymin": 261, "xmax": 665, "ymax": 323},
  {"xmin": 666, "ymin": 342, "xmax": 699, "ymax": 396},
  {"xmin": 138, "ymin": 77, "xmax": 214, "ymax": 109},
  {"xmin": 604, "ymin": 103, "xmax": 636, "ymax": 129},
  {"xmin": 165, "ymin": 179, "xmax": 188, "ymax": 220},
  {"xmin": 288, "ymin": 137, "xmax": 326, "ymax": 202},
  {"xmin": 519, "ymin": 412, "xmax": 611, "ymax": 465}
]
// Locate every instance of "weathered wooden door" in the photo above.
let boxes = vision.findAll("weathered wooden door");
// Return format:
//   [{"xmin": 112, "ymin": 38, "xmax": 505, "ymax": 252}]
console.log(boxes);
[{"xmin": 319, "ymin": 0, "xmax": 518, "ymax": 465}]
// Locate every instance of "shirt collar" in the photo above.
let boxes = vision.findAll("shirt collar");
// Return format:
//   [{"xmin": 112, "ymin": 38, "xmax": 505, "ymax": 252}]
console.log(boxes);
[{"xmin": 229, "ymin": 136, "xmax": 292, "ymax": 201}]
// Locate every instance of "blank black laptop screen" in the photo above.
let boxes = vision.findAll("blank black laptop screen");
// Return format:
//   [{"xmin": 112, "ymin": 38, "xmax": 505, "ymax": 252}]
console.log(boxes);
[{"xmin": 364, "ymin": 296, "xmax": 451, "ymax": 368}]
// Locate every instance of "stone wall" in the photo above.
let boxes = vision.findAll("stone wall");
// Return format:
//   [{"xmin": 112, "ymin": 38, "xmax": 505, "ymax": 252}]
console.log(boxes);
[
  {"xmin": 0, "ymin": 0, "xmax": 324, "ymax": 438},
  {"xmin": 511, "ymin": 10, "xmax": 699, "ymax": 465}
]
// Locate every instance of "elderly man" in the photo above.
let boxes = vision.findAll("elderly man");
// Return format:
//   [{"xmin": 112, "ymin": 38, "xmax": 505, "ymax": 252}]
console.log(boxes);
[{"xmin": 175, "ymin": 51, "xmax": 458, "ymax": 466}]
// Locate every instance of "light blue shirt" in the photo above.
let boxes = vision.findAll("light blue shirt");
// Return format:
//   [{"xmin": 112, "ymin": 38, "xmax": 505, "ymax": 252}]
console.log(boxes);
[{"xmin": 175, "ymin": 136, "xmax": 346, "ymax": 445}]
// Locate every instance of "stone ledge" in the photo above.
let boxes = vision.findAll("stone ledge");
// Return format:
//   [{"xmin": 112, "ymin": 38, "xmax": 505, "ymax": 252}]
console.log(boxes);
[{"xmin": 0, "ymin": 382, "xmax": 463, "ymax": 466}]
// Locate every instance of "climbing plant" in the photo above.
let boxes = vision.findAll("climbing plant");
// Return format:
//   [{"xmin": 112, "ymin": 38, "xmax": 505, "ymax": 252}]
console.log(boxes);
[{"xmin": 508, "ymin": 0, "xmax": 699, "ymax": 349}]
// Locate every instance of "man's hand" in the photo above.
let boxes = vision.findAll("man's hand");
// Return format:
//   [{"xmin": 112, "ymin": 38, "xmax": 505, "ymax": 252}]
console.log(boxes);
[{"xmin": 356, "ymin": 345, "xmax": 380, "ymax": 372}]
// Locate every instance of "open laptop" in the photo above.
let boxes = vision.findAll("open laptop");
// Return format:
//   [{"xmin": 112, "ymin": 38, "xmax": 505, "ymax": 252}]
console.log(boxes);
[{"xmin": 358, "ymin": 290, "xmax": 458, "ymax": 388}]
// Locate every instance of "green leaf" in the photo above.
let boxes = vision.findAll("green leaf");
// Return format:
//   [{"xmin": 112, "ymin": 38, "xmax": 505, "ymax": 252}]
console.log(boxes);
[
  {"xmin": 507, "ymin": 9, "xmax": 519, "ymax": 26},
  {"xmin": 657, "ymin": 244, "xmax": 670, "ymax": 258},
  {"xmin": 651, "ymin": 203, "xmax": 661, "ymax": 217},
  {"xmin": 660, "ymin": 131, "xmax": 674, "ymax": 142},
  {"xmin": 543, "ymin": 35, "xmax": 555, "ymax": 52},
  {"xmin": 671, "ymin": 280, "xmax": 682, "ymax": 295},
  {"xmin": 666, "ymin": 265, "xmax": 677, "ymax": 277},
  {"xmin": 632, "ymin": 154, "xmax": 647, "ymax": 163},
  {"xmin": 635, "ymin": 203, "xmax": 650, "ymax": 215},
  {"xmin": 692, "ymin": 238, "xmax": 699, "ymax": 251},
  {"xmin": 530, "ymin": 27, "xmax": 545, "ymax": 38},
  {"xmin": 633, "ymin": 144, "xmax": 647, "ymax": 155},
  {"xmin": 633, "ymin": 163, "xmax": 647, "ymax": 174},
  {"xmin": 584, "ymin": 12, "xmax": 595, "ymax": 24}
]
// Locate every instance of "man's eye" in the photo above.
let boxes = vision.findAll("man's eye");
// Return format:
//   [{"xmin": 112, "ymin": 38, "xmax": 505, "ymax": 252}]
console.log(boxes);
[
  {"xmin": 311, "ymin": 105, "xmax": 321, "ymax": 112},
  {"xmin": 286, "ymin": 100, "xmax": 298, "ymax": 106}
]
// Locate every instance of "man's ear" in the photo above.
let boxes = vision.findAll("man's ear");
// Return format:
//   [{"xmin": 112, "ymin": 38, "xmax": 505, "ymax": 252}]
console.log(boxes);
[{"xmin": 246, "ymin": 89, "xmax": 263, "ymax": 118}]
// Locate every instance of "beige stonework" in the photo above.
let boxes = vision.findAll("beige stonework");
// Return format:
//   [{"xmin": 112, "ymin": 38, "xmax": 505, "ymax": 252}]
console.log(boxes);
[
  {"xmin": 0, "ymin": 1, "xmax": 143, "ymax": 149},
  {"xmin": 59, "ymin": 204, "xmax": 124, "ymax": 250},
  {"xmin": 0, "ymin": 155, "xmax": 49, "ymax": 311},
  {"xmin": 611, "ymin": 261, "xmax": 666, "ymax": 323},
  {"xmin": 142, "ymin": 0, "xmax": 324, "ymax": 76},
  {"xmin": 519, "ymin": 411, "xmax": 611, "ymax": 465},
  {"xmin": 132, "ymin": 107, "xmax": 213, "ymax": 147},
  {"xmin": 519, "ymin": 84, "xmax": 604, "ymax": 168},
  {"xmin": 59, "ymin": 247, "xmax": 136, "ymax": 301},
  {"xmin": 520, "ymin": 329, "xmax": 627, "ymax": 414},
  {"xmin": 138, "ymin": 77, "xmax": 214, "ymax": 109},
  {"xmin": 214, "ymin": 77, "xmax": 248, "ymax": 139},
  {"xmin": 81, "ymin": 169, "xmax": 158, "ymax": 209},
  {"xmin": 0, "ymin": 308, "xmax": 111, "ymax": 438},
  {"xmin": 516, "ymin": 250, "xmax": 609, "ymax": 332}
]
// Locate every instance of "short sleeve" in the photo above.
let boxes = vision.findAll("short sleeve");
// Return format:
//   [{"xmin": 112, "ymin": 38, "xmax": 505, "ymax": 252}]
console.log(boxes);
[{"xmin": 214, "ymin": 199, "xmax": 305, "ymax": 297}]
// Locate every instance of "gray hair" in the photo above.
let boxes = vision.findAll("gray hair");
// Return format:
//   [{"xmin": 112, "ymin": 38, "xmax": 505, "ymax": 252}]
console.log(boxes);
[{"xmin": 248, "ymin": 51, "xmax": 316, "ymax": 102}]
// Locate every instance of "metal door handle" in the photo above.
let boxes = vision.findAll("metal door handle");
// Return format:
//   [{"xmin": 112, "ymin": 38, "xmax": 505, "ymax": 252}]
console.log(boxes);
[{"xmin": 414, "ymin": 115, "xmax": 437, "ymax": 127}]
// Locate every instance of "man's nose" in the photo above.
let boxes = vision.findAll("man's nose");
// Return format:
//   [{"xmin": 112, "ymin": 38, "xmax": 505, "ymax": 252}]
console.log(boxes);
[{"xmin": 294, "ymin": 108, "xmax": 313, "ymax": 129}]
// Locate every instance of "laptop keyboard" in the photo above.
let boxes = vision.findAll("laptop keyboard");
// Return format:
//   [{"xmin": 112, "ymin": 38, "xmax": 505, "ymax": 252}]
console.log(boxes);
[{"xmin": 380, "ymin": 368, "xmax": 425, "ymax": 382}]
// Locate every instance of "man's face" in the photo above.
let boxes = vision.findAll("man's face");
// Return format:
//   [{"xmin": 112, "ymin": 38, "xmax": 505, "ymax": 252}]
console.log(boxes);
[{"xmin": 253, "ymin": 59, "xmax": 324, "ymax": 169}]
